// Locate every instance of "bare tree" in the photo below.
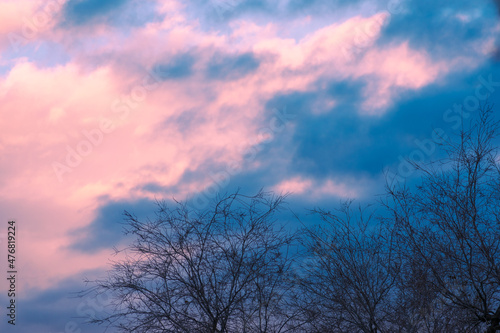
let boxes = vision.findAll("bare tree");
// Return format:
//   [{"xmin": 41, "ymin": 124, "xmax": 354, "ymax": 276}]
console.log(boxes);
[
  {"xmin": 80, "ymin": 106, "xmax": 500, "ymax": 333},
  {"xmin": 83, "ymin": 191, "xmax": 306, "ymax": 333},
  {"xmin": 298, "ymin": 201, "xmax": 399, "ymax": 333},
  {"xmin": 298, "ymin": 105, "xmax": 500, "ymax": 333},
  {"xmin": 384, "ymin": 105, "xmax": 500, "ymax": 332}
]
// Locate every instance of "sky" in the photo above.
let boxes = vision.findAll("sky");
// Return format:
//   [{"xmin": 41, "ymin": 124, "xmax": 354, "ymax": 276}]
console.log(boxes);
[{"xmin": 0, "ymin": 0, "xmax": 500, "ymax": 332}]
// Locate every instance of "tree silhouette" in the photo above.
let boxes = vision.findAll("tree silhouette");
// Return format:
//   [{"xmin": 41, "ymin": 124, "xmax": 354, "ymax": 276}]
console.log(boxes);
[
  {"xmin": 298, "ymin": 202, "xmax": 399, "ymax": 333},
  {"xmin": 82, "ymin": 106, "xmax": 500, "ymax": 333},
  {"xmin": 84, "ymin": 191, "xmax": 306, "ymax": 333},
  {"xmin": 384, "ymin": 105, "xmax": 500, "ymax": 332}
]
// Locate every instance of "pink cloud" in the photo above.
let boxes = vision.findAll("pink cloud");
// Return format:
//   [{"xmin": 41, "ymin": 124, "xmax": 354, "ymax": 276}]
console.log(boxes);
[
  {"xmin": 0, "ymin": 1, "xmax": 39, "ymax": 36},
  {"xmin": 272, "ymin": 177, "xmax": 313, "ymax": 195},
  {"xmin": 272, "ymin": 177, "xmax": 358, "ymax": 199},
  {"xmin": 249, "ymin": 13, "xmax": 454, "ymax": 113},
  {"xmin": 0, "ymin": 196, "xmax": 117, "ymax": 293},
  {"xmin": 0, "ymin": 0, "xmax": 67, "ymax": 52}
]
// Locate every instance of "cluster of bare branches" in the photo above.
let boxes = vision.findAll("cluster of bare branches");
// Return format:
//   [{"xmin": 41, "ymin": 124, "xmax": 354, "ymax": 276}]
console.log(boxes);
[
  {"xmin": 84, "ymin": 191, "xmax": 308, "ymax": 333},
  {"xmin": 83, "ymin": 106, "xmax": 500, "ymax": 333},
  {"xmin": 381, "ymin": 106, "xmax": 500, "ymax": 333}
]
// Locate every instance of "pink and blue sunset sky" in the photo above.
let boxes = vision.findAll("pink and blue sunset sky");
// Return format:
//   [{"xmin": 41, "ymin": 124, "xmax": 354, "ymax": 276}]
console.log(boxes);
[{"xmin": 1, "ymin": 0, "xmax": 500, "ymax": 331}]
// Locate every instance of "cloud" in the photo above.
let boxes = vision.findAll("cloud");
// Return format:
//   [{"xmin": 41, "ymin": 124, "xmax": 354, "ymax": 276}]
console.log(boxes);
[
  {"xmin": 1, "ymin": 0, "xmax": 499, "ymax": 298},
  {"xmin": 495, "ymin": 0, "xmax": 500, "ymax": 14},
  {"xmin": 197, "ymin": 0, "xmax": 272, "ymax": 22},
  {"xmin": 0, "ymin": 1, "xmax": 38, "ymax": 34},
  {"xmin": 154, "ymin": 53, "xmax": 196, "ymax": 80},
  {"xmin": 63, "ymin": 0, "xmax": 130, "ymax": 25},
  {"xmin": 70, "ymin": 198, "xmax": 156, "ymax": 253},
  {"xmin": 0, "ymin": 1, "xmax": 55, "ymax": 52},
  {"xmin": 378, "ymin": 0, "xmax": 499, "ymax": 60},
  {"xmin": 206, "ymin": 52, "xmax": 260, "ymax": 80},
  {"xmin": 0, "ymin": 272, "xmax": 119, "ymax": 333},
  {"xmin": 286, "ymin": 0, "xmax": 365, "ymax": 14}
]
